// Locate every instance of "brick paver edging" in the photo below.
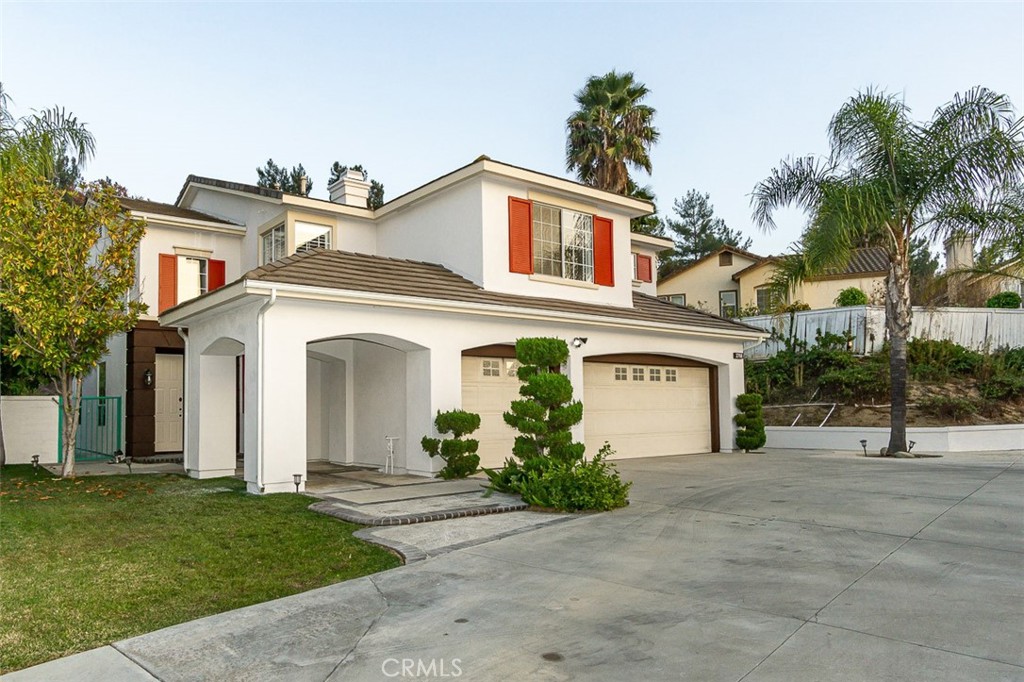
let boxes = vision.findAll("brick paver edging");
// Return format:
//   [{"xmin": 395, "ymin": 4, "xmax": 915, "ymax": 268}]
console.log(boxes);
[{"xmin": 307, "ymin": 499, "xmax": 529, "ymax": 527}]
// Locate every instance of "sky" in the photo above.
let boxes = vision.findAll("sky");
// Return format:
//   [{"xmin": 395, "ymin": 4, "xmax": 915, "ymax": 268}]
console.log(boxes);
[{"xmin": 2, "ymin": 1, "xmax": 1022, "ymax": 257}]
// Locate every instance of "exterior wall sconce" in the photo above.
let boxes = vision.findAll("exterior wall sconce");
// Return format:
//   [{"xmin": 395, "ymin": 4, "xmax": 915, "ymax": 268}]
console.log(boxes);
[
  {"xmin": 859, "ymin": 439, "xmax": 868, "ymax": 456},
  {"xmin": 571, "ymin": 337, "xmax": 588, "ymax": 348},
  {"xmin": 293, "ymin": 473, "xmax": 303, "ymax": 492},
  {"xmin": 143, "ymin": 369, "xmax": 154, "ymax": 387}
]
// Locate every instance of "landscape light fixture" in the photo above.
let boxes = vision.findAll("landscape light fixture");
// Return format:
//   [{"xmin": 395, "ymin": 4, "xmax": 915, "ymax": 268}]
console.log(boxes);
[
  {"xmin": 293, "ymin": 473, "xmax": 303, "ymax": 492},
  {"xmin": 859, "ymin": 439, "xmax": 868, "ymax": 457},
  {"xmin": 143, "ymin": 369, "xmax": 154, "ymax": 387},
  {"xmin": 571, "ymin": 337, "xmax": 588, "ymax": 348},
  {"xmin": 31, "ymin": 454, "xmax": 39, "ymax": 470},
  {"xmin": 908, "ymin": 441, "xmax": 916, "ymax": 452}
]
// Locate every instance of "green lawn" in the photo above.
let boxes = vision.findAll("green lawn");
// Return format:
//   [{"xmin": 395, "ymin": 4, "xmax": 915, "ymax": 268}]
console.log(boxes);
[{"xmin": 0, "ymin": 465, "xmax": 400, "ymax": 673}]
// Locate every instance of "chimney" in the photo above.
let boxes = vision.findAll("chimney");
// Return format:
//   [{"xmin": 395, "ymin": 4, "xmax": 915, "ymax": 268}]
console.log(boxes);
[
  {"xmin": 299, "ymin": 175, "xmax": 308, "ymax": 196},
  {"xmin": 328, "ymin": 168, "xmax": 371, "ymax": 208},
  {"xmin": 944, "ymin": 235, "xmax": 975, "ymax": 305}
]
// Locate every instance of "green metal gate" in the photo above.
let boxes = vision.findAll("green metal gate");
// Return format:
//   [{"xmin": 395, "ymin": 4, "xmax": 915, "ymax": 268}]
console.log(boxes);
[{"xmin": 57, "ymin": 396, "xmax": 123, "ymax": 463}]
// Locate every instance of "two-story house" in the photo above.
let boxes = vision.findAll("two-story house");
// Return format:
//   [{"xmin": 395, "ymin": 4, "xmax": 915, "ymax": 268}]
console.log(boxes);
[
  {"xmin": 97, "ymin": 157, "xmax": 763, "ymax": 493},
  {"xmin": 658, "ymin": 245, "xmax": 889, "ymax": 315}
]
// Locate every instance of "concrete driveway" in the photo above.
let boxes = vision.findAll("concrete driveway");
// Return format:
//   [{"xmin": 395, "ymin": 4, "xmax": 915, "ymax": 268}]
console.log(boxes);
[{"xmin": 7, "ymin": 449, "xmax": 1022, "ymax": 681}]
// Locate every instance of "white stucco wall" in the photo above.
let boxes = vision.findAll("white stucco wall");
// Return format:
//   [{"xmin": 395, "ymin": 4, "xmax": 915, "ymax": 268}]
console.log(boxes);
[
  {"xmin": 1, "ymin": 396, "xmax": 59, "ymax": 464},
  {"xmin": 352, "ymin": 342, "xmax": 408, "ymax": 469},
  {"xmin": 375, "ymin": 179, "xmax": 484, "ymax": 284},
  {"xmin": 765, "ymin": 425, "xmax": 1024, "ymax": 453},
  {"xmin": 185, "ymin": 188, "xmax": 281, "ymax": 270}
]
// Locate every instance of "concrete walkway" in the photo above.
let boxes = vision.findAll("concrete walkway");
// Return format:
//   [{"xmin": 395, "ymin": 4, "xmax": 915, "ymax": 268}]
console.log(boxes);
[{"xmin": 5, "ymin": 449, "xmax": 1022, "ymax": 681}]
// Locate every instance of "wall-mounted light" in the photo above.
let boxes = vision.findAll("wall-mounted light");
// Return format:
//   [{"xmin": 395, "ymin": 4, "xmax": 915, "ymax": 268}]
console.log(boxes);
[
  {"xmin": 143, "ymin": 369, "xmax": 154, "ymax": 388},
  {"xmin": 293, "ymin": 473, "xmax": 303, "ymax": 492},
  {"xmin": 859, "ymin": 439, "xmax": 868, "ymax": 457},
  {"xmin": 571, "ymin": 337, "xmax": 588, "ymax": 348}
]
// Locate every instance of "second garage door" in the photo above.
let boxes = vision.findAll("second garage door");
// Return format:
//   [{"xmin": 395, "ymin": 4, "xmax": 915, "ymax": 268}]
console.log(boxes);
[
  {"xmin": 583, "ymin": 361, "xmax": 713, "ymax": 459},
  {"xmin": 461, "ymin": 356, "xmax": 521, "ymax": 469}
]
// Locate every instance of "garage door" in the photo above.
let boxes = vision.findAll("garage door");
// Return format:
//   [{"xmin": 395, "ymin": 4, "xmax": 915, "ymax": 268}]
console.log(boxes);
[
  {"xmin": 584, "ymin": 362, "xmax": 712, "ymax": 459},
  {"xmin": 461, "ymin": 356, "xmax": 521, "ymax": 469}
]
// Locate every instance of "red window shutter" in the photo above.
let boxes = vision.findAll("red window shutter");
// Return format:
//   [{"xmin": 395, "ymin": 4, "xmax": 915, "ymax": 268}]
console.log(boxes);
[
  {"xmin": 158, "ymin": 254, "xmax": 177, "ymax": 313},
  {"xmin": 637, "ymin": 254, "xmax": 653, "ymax": 283},
  {"xmin": 508, "ymin": 197, "xmax": 533, "ymax": 274},
  {"xmin": 209, "ymin": 259, "xmax": 226, "ymax": 291},
  {"xmin": 593, "ymin": 216, "xmax": 614, "ymax": 286}
]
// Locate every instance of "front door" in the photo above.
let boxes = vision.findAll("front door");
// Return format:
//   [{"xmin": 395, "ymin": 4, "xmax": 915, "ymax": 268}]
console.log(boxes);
[{"xmin": 155, "ymin": 354, "xmax": 184, "ymax": 452}]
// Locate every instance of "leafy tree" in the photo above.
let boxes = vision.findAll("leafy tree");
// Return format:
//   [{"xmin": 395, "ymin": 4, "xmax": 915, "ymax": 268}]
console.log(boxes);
[
  {"xmin": 662, "ymin": 190, "xmax": 752, "ymax": 275},
  {"xmin": 0, "ymin": 83, "xmax": 95, "ymax": 184},
  {"xmin": 255, "ymin": 158, "xmax": 312, "ymax": 196},
  {"xmin": 328, "ymin": 162, "xmax": 386, "ymax": 209},
  {"xmin": 0, "ymin": 176, "xmax": 146, "ymax": 477},
  {"xmin": 909, "ymin": 236, "xmax": 941, "ymax": 304},
  {"xmin": 566, "ymin": 70, "xmax": 659, "ymax": 195},
  {"xmin": 752, "ymin": 87, "xmax": 1024, "ymax": 455}
]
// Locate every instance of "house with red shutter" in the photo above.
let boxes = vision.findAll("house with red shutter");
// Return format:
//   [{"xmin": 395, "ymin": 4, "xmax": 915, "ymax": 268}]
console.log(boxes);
[{"xmin": 94, "ymin": 157, "xmax": 763, "ymax": 492}]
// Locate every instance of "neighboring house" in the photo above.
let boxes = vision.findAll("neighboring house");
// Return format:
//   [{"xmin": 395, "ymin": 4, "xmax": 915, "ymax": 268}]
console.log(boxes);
[
  {"xmin": 944, "ymin": 236, "xmax": 1023, "ymax": 307},
  {"xmin": 657, "ymin": 245, "xmax": 889, "ymax": 314},
  {"xmin": 91, "ymin": 158, "xmax": 763, "ymax": 493}
]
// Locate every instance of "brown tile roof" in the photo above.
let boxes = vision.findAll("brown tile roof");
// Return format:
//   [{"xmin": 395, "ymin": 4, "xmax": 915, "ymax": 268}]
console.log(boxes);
[
  {"xmin": 120, "ymin": 197, "xmax": 239, "ymax": 226},
  {"xmin": 241, "ymin": 249, "xmax": 761, "ymax": 334},
  {"xmin": 731, "ymin": 247, "xmax": 890, "ymax": 282}
]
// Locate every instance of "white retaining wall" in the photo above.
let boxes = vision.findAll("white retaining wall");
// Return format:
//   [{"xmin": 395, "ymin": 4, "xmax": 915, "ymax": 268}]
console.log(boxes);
[
  {"xmin": 1, "ymin": 396, "xmax": 59, "ymax": 464},
  {"xmin": 766, "ymin": 424, "xmax": 1024, "ymax": 453}
]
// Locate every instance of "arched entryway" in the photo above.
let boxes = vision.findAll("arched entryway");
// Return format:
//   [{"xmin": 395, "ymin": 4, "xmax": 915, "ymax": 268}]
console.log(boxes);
[{"xmin": 192, "ymin": 336, "xmax": 245, "ymax": 478}]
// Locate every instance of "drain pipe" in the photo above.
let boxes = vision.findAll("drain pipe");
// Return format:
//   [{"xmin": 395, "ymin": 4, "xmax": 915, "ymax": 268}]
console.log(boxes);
[
  {"xmin": 176, "ymin": 328, "xmax": 189, "ymax": 476},
  {"xmin": 256, "ymin": 286, "xmax": 278, "ymax": 492}
]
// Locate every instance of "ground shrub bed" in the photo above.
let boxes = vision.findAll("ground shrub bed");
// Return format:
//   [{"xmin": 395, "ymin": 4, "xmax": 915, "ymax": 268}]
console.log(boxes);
[
  {"xmin": 0, "ymin": 467, "xmax": 399, "ymax": 672},
  {"xmin": 747, "ymin": 335, "xmax": 1024, "ymax": 427}
]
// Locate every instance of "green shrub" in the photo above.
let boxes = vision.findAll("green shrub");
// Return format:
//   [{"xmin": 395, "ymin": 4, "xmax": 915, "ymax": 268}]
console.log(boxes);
[
  {"xmin": 734, "ymin": 393, "xmax": 766, "ymax": 451},
  {"xmin": 985, "ymin": 291, "xmax": 1022, "ymax": 309},
  {"xmin": 487, "ymin": 445, "xmax": 630, "ymax": 512},
  {"xmin": 918, "ymin": 395, "xmax": 979, "ymax": 422},
  {"xmin": 818, "ymin": 360, "xmax": 890, "ymax": 402},
  {"xmin": 908, "ymin": 339, "xmax": 982, "ymax": 380},
  {"xmin": 421, "ymin": 409, "xmax": 481, "ymax": 479},
  {"xmin": 502, "ymin": 337, "xmax": 584, "ymax": 464},
  {"xmin": 979, "ymin": 375, "xmax": 1024, "ymax": 401},
  {"xmin": 834, "ymin": 287, "xmax": 868, "ymax": 307}
]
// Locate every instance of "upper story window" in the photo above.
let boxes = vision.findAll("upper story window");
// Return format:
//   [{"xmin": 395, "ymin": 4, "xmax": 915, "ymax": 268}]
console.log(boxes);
[
  {"xmin": 632, "ymin": 253, "xmax": 653, "ymax": 283},
  {"xmin": 533, "ymin": 203, "xmax": 594, "ymax": 282},
  {"xmin": 295, "ymin": 221, "xmax": 332, "ymax": 253},
  {"xmin": 719, "ymin": 252, "xmax": 733, "ymax": 267},
  {"xmin": 261, "ymin": 224, "xmax": 286, "ymax": 264},
  {"xmin": 720, "ymin": 290, "xmax": 738, "ymax": 317},
  {"xmin": 158, "ymin": 252, "xmax": 226, "ymax": 314},
  {"xmin": 508, "ymin": 197, "xmax": 614, "ymax": 287},
  {"xmin": 755, "ymin": 286, "xmax": 783, "ymax": 314},
  {"xmin": 177, "ymin": 257, "xmax": 208, "ymax": 302},
  {"xmin": 661, "ymin": 294, "xmax": 686, "ymax": 307}
]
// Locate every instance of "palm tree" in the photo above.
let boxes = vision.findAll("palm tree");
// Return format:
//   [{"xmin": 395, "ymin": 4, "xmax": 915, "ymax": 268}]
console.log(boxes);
[
  {"xmin": 566, "ymin": 71, "xmax": 659, "ymax": 195},
  {"xmin": 0, "ymin": 83, "xmax": 95, "ymax": 182},
  {"xmin": 752, "ymin": 87, "xmax": 1024, "ymax": 455}
]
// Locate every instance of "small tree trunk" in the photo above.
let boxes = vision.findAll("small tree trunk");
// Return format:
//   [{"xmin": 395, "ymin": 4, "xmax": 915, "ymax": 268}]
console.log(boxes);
[
  {"xmin": 59, "ymin": 376, "xmax": 82, "ymax": 478},
  {"xmin": 885, "ymin": 250, "xmax": 912, "ymax": 455}
]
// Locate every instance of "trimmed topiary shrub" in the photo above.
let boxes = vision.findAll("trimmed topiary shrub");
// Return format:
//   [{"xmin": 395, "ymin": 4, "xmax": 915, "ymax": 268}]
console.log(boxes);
[
  {"xmin": 502, "ymin": 337, "xmax": 584, "ymax": 464},
  {"xmin": 735, "ymin": 393, "xmax": 766, "ymax": 452},
  {"xmin": 834, "ymin": 287, "xmax": 869, "ymax": 307},
  {"xmin": 421, "ymin": 409, "xmax": 481, "ymax": 479},
  {"xmin": 986, "ymin": 291, "xmax": 1022, "ymax": 309}
]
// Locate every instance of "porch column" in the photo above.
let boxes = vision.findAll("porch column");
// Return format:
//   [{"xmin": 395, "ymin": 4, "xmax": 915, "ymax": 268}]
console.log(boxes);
[
  {"xmin": 567, "ymin": 346, "xmax": 586, "ymax": 445},
  {"xmin": 408, "ymin": 344, "xmax": 461, "ymax": 477},
  {"xmin": 191, "ymin": 354, "xmax": 237, "ymax": 478}
]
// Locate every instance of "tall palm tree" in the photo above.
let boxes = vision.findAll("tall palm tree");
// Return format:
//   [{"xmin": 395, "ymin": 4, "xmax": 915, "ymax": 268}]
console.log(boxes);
[
  {"xmin": 566, "ymin": 71, "xmax": 659, "ymax": 195},
  {"xmin": 0, "ymin": 83, "xmax": 95, "ymax": 182},
  {"xmin": 752, "ymin": 87, "xmax": 1024, "ymax": 455}
]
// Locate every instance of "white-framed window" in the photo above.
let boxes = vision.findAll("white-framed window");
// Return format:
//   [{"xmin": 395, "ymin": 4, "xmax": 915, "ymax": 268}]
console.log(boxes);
[
  {"xmin": 295, "ymin": 221, "xmax": 332, "ymax": 253},
  {"xmin": 505, "ymin": 359, "xmax": 521, "ymax": 377},
  {"xmin": 720, "ymin": 290, "xmax": 738, "ymax": 317},
  {"xmin": 662, "ymin": 294, "xmax": 686, "ymax": 307},
  {"xmin": 614, "ymin": 367, "xmax": 628, "ymax": 381},
  {"xmin": 533, "ymin": 202, "xmax": 594, "ymax": 282},
  {"xmin": 649, "ymin": 368, "xmax": 661, "ymax": 382},
  {"xmin": 665, "ymin": 368, "xmax": 678, "ymax": 382},
  {"xmin": 261, "ymin": 224, "xmax": 286, "ymax": 264},
  {"xmin": 482, "ymin": 359, "xmax": 501, "ymax": 377},
  {"xmin": 632, "ymin": 253, "xmax": 639, "ymax": 280},
  {"xmin": 632, "ymin": 367, "xmax": 645, "ymax": 382},
  {"xmin": 176, "ymin": 256, "xmax": 207, "ymax": 303}
]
